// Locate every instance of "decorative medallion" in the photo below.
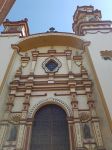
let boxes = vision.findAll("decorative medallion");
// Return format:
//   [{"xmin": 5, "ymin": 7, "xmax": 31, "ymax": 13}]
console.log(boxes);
[{"xmin": 42, "ymin": 57, "xmax": 62, "ymax": 73}]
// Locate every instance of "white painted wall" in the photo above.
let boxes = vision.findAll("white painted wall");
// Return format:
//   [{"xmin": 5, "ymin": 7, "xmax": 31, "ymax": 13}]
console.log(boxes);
[
  {"xmin": 0, "ymin": 34, "xmax": 20, "ymax": 120},
  {"xmin": 84, "ymin": 32, "xmax": 112, "ymax": 119},
  {"xmin": 0, "ymin": 34, "xmax": 20, "ymax": 86}
]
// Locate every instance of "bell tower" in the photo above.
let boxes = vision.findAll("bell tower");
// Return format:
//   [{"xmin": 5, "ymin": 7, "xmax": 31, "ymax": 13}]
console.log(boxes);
[{"xmin": 72, "ymin": 6, "xmax": 112, "ymax": 35}]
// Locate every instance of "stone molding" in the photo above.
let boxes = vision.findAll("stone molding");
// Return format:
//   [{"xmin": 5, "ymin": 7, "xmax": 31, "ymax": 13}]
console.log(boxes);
[{"xmin": 27, "ymin": 98, "xmax": 73, "ymax": 119}]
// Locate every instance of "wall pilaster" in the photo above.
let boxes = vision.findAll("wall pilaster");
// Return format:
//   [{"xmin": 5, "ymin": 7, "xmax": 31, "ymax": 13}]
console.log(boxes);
[
  {"xmin": 71, "ymin": 93, "xmax": 84, "ymax": 149},
  {"xmin": 67, "ymin": 117, "xmax": 75, "ymax": 150},
  {"xmin": 87, "ymin": 94, "xmax": 105, "ymax": 149}
]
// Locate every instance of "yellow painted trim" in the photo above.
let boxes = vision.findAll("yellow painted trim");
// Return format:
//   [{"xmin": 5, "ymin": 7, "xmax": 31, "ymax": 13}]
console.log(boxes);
[
  {"xmin": 15, "ymin": 33, "xmax": 84, "ymax": 52},
  {"xmin": 0, "ymin": 50, "xmax": 16, "ymax": 94},
  {"xmin": 87, "ymin": 49, "xmax": 112, "ymax": 133}
]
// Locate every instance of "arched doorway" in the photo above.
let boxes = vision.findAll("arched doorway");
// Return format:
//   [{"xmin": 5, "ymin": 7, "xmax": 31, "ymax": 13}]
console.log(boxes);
[{"xmin": 30, "ymin": 104, "xmax": 70, "ymax": 150}]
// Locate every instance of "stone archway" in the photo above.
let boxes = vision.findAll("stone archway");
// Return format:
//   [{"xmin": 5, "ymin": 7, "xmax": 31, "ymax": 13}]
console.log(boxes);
[{"xmin": 28, "ymin": 98, "xmax": 73, "ymax": 119}]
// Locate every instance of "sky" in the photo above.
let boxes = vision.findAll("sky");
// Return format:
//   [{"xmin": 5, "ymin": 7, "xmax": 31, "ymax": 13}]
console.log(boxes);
[{"xmin": 3, "ymin": 0, "xmax": 112, "ymax": 34}]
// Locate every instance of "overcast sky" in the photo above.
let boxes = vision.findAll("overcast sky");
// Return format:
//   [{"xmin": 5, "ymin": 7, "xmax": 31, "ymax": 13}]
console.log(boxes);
[{"xmin": 5, "ymin": 0, "xmax": 112, "ymax": 34}]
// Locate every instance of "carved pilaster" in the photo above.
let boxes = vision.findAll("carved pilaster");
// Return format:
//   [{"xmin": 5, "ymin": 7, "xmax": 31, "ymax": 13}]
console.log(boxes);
[
  {"xmin": 16, "ymin": 111, "xmax": 27, "ymax": 150},
  {"xmin": 7, "ymin": 95, "xmax": 15, "ymax": 112},
  {"xmin": 67, "ymin": 117, "xmax": 75, "ymax": 150},
  {"xmin": 65, "ymin": 50, "xmax": 72, "ymax": 72},
  {"xmin": 87, "ymin": 94, "xmax": 97, "ymax": 117},
  {"xmin": 23, "ymin": 95, "xmax": 30, "ymax": 111},
  {"xmin": 71, "ymin": 93, "xmax": 83, "ymax": 148},
  {"xmin": 92, "ymin": 119, "xmax": 104, "ymax": 148},
  {"xmin": 23, "ymin": 80, "xmax": 32, "ymax": 111},
  {"xmin": 24, "ymin": 121, "xmax": 33, "ymax": 150},
  {"xmin": 16, "ymin": 124, "xmax": 26, "ymax": 150},
  {"xmin": 31, "ymin": 50, "xmax": 39, "ymax": 73},
  {"xmin": 87, "ymin": 94, "xmax": 105, "ymax": 149},
  {"xmin": 71, "ymin": 93, "xmax": 78, "ymax": 118}
]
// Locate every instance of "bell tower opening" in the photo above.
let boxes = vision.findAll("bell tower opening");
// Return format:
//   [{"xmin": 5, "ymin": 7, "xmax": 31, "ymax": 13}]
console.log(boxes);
[{"xmin": 30, "ymin": 104, "xmax": 70, "ymax": 150}]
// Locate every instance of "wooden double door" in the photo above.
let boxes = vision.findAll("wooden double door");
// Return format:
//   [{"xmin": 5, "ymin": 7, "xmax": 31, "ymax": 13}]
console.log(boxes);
[{"xmin": 30, "ymin": 104, "xmax": 70, "ymax": 150}]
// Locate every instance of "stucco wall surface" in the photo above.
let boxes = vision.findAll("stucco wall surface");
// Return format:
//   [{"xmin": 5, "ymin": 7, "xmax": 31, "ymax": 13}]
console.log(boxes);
[{"xmin": 84, "ymin": 32, "xmax": 112, "ymax": 118}]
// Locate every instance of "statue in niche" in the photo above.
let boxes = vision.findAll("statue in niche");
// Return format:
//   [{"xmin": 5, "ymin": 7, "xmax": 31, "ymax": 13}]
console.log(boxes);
[
  {"xmin": 83, "ymin": 124, "xmax": 92, "ymax": 139},
  {"xmin": 7, "ymin": 125, "xmax": 18, "ymax": 141}
]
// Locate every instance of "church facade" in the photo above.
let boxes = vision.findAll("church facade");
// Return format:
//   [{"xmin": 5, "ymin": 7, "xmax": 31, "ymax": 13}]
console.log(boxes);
[{"xmin": 0, "ymin": 6, "xmax": 112, "ymax": 150}]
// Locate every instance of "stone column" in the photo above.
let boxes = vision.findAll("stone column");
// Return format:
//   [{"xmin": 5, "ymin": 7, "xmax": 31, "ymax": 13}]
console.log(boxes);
[
  {"xmin": 87, "ymin": 94, "xmax": 105, "ymax": 149},
  {"xmin": 16, "ymin": 110, "xmax": 28, "ymax": 150},
  {"xmin": 71, "ymin": 93, "xmax": 83, "ymax": 149},
  {"xmin": 67, "ymin": 117, "xmax": 75, "ymax": 150},
  {"xmin": 24, "ymin": 120, "xmax": 33, "ymax": 150},
  {"xmin": 16, "ymin": 123, "xmax": 27, "ymax": 150}
]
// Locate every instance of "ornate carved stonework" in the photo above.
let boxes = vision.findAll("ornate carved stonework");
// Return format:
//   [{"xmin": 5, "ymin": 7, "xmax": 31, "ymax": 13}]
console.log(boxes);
[
  {"xmin": 100, "ymin": 50, "xmax": 112, "ymax": 60},
  {"xmin": 9, "ymin": 113, "xmax": 21, "ymax": 124}
]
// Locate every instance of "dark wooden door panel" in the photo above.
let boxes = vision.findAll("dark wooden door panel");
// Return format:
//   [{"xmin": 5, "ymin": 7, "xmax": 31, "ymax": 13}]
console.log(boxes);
[{"xmin": 30, "ymin": 104, "xmax": 70, "ymax": 150}]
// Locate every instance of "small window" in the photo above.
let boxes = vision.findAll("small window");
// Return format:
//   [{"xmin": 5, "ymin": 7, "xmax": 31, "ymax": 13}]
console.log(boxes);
[
  {"xmin": 42, "ymin": 57, "xmax": 62, "ymax": 73},
  {"xmin": 45, "ymin": 59, "xmax": 58, "ymax": 71}
]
